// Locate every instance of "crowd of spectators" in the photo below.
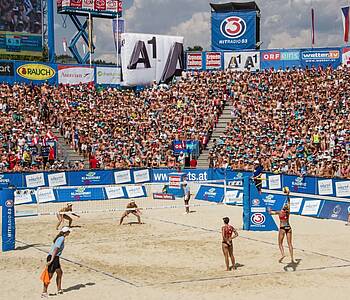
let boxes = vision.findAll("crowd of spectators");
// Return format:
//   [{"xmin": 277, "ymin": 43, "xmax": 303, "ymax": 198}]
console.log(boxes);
[
  {"xmin": 209, "ymin": 66, "xmax": 350, "ymax": 178},
  {"xmin": 0, "ymin": 65, "xmax": 349, "ymax": 179}
]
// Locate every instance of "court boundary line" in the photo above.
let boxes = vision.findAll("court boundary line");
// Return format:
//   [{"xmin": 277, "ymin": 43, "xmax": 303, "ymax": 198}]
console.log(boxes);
[
  {"xmin": 15, "ymin": 239, "xmax": 139, "ymax": 287},
  {"xmin": 141, "ymin": 263, "xmax": 350, "ymax": 287},
  {"xmin": 146, "ymin": 217, "xmax": 350, "ymax": 264}
]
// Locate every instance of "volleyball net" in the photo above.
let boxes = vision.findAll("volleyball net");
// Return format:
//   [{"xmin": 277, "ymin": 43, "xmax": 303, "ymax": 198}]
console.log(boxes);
[{"xmin": 13, "ymin": 180, "xmax": 242, "ymax": 218}]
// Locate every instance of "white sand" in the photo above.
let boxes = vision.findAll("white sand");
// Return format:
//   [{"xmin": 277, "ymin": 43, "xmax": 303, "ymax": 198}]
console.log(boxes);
[{"xmin": 1, "ymin": 204, "xmax": 350, "ymax": 300}]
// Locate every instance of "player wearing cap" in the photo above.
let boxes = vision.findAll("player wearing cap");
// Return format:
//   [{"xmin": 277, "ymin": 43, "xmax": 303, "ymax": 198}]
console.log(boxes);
[
  {"xmin": 56, "ymin": 203, "xmax": 80, "ymax": 230},
  {"xmin": 183, "ymin": 182, "xmax": 191, "ymax": 214},
  {"xmin": 41, "ymin": 227, "xmax": 71, "ymax": 298},
  {"xmin": 221, "ymin": 217, "xmax": 238, "ymax": 271},
  {"xmin": 119, "ymin": 200, "xmax": 142, "ymax": 225}
]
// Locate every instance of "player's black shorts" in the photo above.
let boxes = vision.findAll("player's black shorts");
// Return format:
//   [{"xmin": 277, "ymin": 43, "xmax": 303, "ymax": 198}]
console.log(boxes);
[{"xmin": 47, "ymin": 255, "xmax": 61, "ymax": 273}]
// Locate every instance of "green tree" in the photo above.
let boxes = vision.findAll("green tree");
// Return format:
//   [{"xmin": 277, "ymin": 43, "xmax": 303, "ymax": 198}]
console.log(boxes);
[{"xmin": 186, "ymin": 45, "xmax": 203, "ymax": 52}]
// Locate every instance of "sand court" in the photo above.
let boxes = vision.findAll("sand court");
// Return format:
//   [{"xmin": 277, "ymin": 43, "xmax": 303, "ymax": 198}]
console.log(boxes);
[{"xmin": 1, "ymin": 204, "xmax": 350, "ymax": 300}]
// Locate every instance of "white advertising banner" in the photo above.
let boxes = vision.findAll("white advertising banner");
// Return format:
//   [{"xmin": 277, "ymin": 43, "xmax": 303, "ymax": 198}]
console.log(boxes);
[
  {"xmin": 342, "ymin": 48, "xmax": 350, "ymax": 66},
  {"xmin": 224, "ymin": 51, "xmax": 260, "ymax": 71},
  {"xmin": 105, "ymin": 186, "xmax": 125, "ymax": 199},
  {"xmin": 186, "ymin": 52, "xmax": 203, "ymax": 70},
  {"xmin": 125, "ymin": 185, "xmax": 145, "ymax": 198},
  {"xmin": 335, "ymin": 181, "xmax": 350, "ymax": 197},
  {"xmin": 318, "ymin": 179, "xmax": 333, "ymax": 195},
  {"xmin": 14, "ymin": 191, "xmax": 33, "ymax": 205},
  {"xmin": 48, "ymin": 172, "xmax": 67, "ymax": 187},
  {"xmin": 37, "ymin": 188, "xmax": 56, "ymax": 203},
  {"xmin": 121, "ymin": 33, "xmax": 184, "ymax": 86},
  {"xmin": 290, "ymin": 198, "xmax": 303, "ymax": 213},
  {"xmin": 301, "ymin": 200, "xmax": 321, "ymax": 216},
  {"xmin": 268, "ymin": 175, "xmax": 281, "ymax": 190},
  {"xmin": 114, "ymin": 170, "xmax": 131, "ymax": 184},
  {"xmin": 25, "ymin": 173, "xmax": 45, "ymax": 188},
  {"xmin": 225, "ymin": 190, "xmax": 239, "ymax": 203},
  {"xmin": 96, "ymin": 67, "xmax": 121, "ymax": 85},
  {"xmin": 58, "ymin": 66, "xmax": 94, "ymax": 85},
  {"xmin": 133, "ymin": 169, "xmax": 150, "ymax": 183}
]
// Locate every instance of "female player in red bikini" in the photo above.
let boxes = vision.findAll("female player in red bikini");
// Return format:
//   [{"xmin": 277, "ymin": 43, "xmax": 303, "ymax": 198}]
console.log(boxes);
[
  {"xmin": 221, "ymin": 217, "xmax": 238, "ymax": 271},
  {"xmin": 268, "ymin": 187, "xmax": 295, "ymax": 263}
]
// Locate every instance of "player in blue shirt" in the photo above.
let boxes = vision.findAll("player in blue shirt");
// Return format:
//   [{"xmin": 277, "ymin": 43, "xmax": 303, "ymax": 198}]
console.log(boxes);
[
  {"xmin": 42, "ymin": 227, "xmax": 71, "ymax": 298},
  {"xmin": 253, "ymin": 160, "xmax": 264, "ymax": 194}
]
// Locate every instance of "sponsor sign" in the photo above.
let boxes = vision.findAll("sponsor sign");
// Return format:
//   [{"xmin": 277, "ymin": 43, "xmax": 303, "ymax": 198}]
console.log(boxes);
[
  {"xmin": 25, "ymin": 173, "xmax": 45, "ymax": 188},
  {"xmin": 153, "ymin": 193, "xmax": 175, "ymax": 200},
  {"xmin": 292, "ymin": 176, "xmax": 307, "ymax": 191},
  {"xmin": 319, "ymin": 201, "xmax": 350, "ymax": 221},
  {"xmin": 105, "ymin": 186, "xmax": 125, "ymax": 199},
  {"xmin": 48, "ymin": 173, "xmax": 67, "ymax": 187},
  {"xmin": 96, "ymin": 67, "xmax": 121, "ymax": 85},
  {"xmin": 125, "ymin": 185, "xmax": 145, "ymax": 198},
  {"xmin": 1, "ymin": 189, "xmax": 15, "ymax": 252},
  {"xmin": 114, "ymin": 170, "xmax": 131, "ymax": 184},
  {"xmin": 224, "ymin": 51, "xmax": 260, "ymax": 71},
  {"xmin": 251, "ymin": 207, "xmax": 266, "ymax": 213},
  {"xmin": 106, "ymin": 0, "xmax": 118, "ymax": 11},
  {"xmin": 335, "ymin": 181, "xmax": 350, "ymax": 197},
  {"xmin": 261, "ymin": 51, "xmax": 300, "ymax": 61},
  {"xmin": 225, "ymin": 190, "xmax": 239, "ymax": 203},
  {"xmin": 95, "ymin": 0, "xmax": 106, "ymax": 10},
  {"xmin": 205, "ymin": 52, "xmax": 222, "ymax": 69},
  {"xmin": 211, "ymin": 11, "xmax": 257, "ymax": 51},
  {"xmin": 186, "ymin": 52, "xmax": 203, "ymax": 70},
  {"xmin": 342, "ymin": 47, "xmax": 350, "ymax": 66},
  {"xmin": 121, "ymin": 33, "xmax": 184, "ymax": 86},
  {"xmin": 14, "ymin": 190, "xmax": 33, "ymax": 205},
  {"xmin": 268, "ymin": 175, "xmax": 281, "ymax": 190},
  {"xmin": 318, "ymin": 179, "xmax": 333, "ymax": 195},
  {"xmin": 55, "ymin": 186, "xmax": 105, "ymax": 202},
  {"xmin": 195, "ymin": 185, "xmax": 225, "ymax": 203},
  {"xmin": 133, "ymin": 169, "xmax": 150, "ymax": 183},
  {"xmin": 17, "ymin": 64, "xmax": 56, "ymax": 81},
  {"xmin": 36, "ymin": 188, "xmax": 56, "ymax": 203},
  {"xmin": 290, "ymin": 198, "xmax": 303, "ymax": 214},
  {"xmin": 82, "ymin": 0, "xmax": 94, "ymax": 9},
  {"xmin": 300, "ymin": 49, "xmax": 341, "ymax": 68},
  {"xmin": 0, "ymin": 62, "xmax": 14, "ymax": 76},
  {"xmin": 250, "ymin": 213, "xmax": 266, "ymax": 226},
  {"xmin": 70, "ymin": 0, "xmax": 82, "ymax": 8},
  {"xmin": 81, "ymin": 171, "xmax": 102, "ymax": 185},
  {"xmin": 301, "ymin": 200, "xmax": 322, "ymax": 216},
  {"xmin": 169, "ymin": 176, "xmax": 181, "ymax": 188},
  {"xmin": 58, "ymin": 66, "xmax": 94, "ymax": 85}
]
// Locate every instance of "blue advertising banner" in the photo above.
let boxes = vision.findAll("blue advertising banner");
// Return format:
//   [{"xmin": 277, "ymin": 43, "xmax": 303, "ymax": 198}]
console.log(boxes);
[
  {"xmin": 195, "ymin": 185, "xmax": 225, "ymax": 203},
  {"xmin": 260, "ymin": 50, "xmax": 300, "ymax": 70},
  {"xmin": 67, "ymin": 170, "xmax": 114, "ymax": 186},
  {"xmin": 173, "ymin": 140, "xmax": 200, "ymax": 156},
  {"xmin": 1, "ymin": 188, "xmax": 15, "ymax": 252},
  {"xmin": 55, "ymin": 186, "xmax": 105, "ymax": 202},
  {"xmin": 211, "ymin": 11, "xmax": 256, "ymax": 51},
  {"xmin": 318, "ymin": 201, "xmax": 350, "ymax": 221},
  {"xmin": 300, "ymin": 48, "xmax": 341, "ymax": 69},
  {"xmin": 248, "ymin": 180, "xmax": 278, "ymax": 231}
]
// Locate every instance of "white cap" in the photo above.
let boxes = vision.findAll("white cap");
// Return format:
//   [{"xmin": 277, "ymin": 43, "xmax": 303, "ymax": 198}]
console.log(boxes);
[
  {"xmin": 254, "ymin": 160, "xmax": 259, "ymax": 164},
  {"xmin": 61, "ymin": 226, "xmax": 71, "ymax": 233}
]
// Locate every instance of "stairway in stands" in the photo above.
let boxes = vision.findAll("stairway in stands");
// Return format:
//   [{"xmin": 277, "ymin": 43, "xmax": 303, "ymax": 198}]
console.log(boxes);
[
  {"xmin": 196, "ymin": 104, "xmax": 233, "ymax": 168},
  {"xmin": 52, "ymin": 129, "xmax": 89, "ymax": 168}
]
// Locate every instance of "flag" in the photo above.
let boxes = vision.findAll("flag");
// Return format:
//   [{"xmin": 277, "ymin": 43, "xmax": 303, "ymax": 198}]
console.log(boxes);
[
  {"xmin": 112, "ymin": 18, "xmax": 125, "ymax": 54},
  {"xmin": 311, "ymin": 8, "xmax": 315, "ymax": 45},
  {"xmin": 342, "ymin": 6, "xmax": 350, "ymax": 43}
]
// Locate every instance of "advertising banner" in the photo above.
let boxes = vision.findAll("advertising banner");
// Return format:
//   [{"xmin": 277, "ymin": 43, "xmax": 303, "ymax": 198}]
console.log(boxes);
[
  {"xmin": 121, "ymin": 33, "xmax": 184, "ymax": 86},
  {"xmin": 36, "ymin": 188, "xmax": 56, "ymax": 203},
  {"xmin": 260, "ymin": 50, "xmax": 300, "ymax": 70},
  {"xmin": 68, "ymin": 170, "xmax": 114, "ymax": 186},
  {"xmin": 114, "ymin": 170, "xmax": 132, "ymax": 184},
  {"xmin": 58, "ymin": 0, "xmax": 121, "ymax": 17},
  {"xmin": 186, "ymin": 52, "xmax": 203, "ymax": 70},
  {"xmin": 342, "ymin": 47, "xmax": 350, "ymax": 66},
  {"xmin": 0, "ymin": 62, "xmax": 14, "ymax": 77},
  {"xmin": 205, "ymin": 52, "xmax": 222, "ymax": 69},
  {"xmin": 58, "ymin": 65, "xmax": 94, "ymax": 85},
  {"xmin": 96, "ymin": 67, "xmax": 121, "ymax": 85},
  {"xmin": 82, "ymin": 0, "xmax": 94, "ymax": 10},
  {"xmin": 153, "ymin": 193, "xmax": 175, "ymax": 200},
  {"xmin": 15, "ymin": 63, "xmax": 57, "ymax": 84},
  {"xmin": 268, "ymin": 175, "xmax": 281, "ymax": 190},
  {"xmin": 56, "ymin": 186, "xmax": 105, "ymax": 202},
  {"xmin": 318, "ymin": 201, "xmax": 350, "ymax": 221},
  {"xmin": 14, "ymin": 190, "xmax": 34, "ymax": 205},
  {"xmin": 317, "ymin": 179, "xmax": 333, "ymax": 195},
  {"xmin": 195, "ymin": 185, "xmax": 225, "ymax": 203},
  {"xmin": 224, "ymin": 51, "xmax": 260, "ymax": 71},
  {"xmin": 0, "ymin": 0, "xmax": 43, "ymax": 57},
  {"xmin": 25, "ymin": 173, "xmax": 45, "ymax": 188},
  {"xmin": 1, "ymin": 189, "xmax": 15, "ymax": 251},
  {"xmin": 301, "ymin": 200, "xmax": 322, "ymax": 216},
  {"xmin": 133, "ymin": 169, "xmax": 150, "ymax": 183},
  {"xmin": 125, "ymin": 185, "xmax": 146, "ymax": 198},
  {"xmin": 104, "ymin": 186, "xmax": 125, "ymax": 199},
  {"xmin": 335, "ymin": 181, "xmax": 350, "ymax": 197},
  {"xmin": 48, "ymin": 173, "xmax": 67, "ymax": 187},
  {"xmin": 173, "ymin": 140, "xmax": 200, "ymax": 156},
  {"xmin": 211, "ymin": 11, "xmax": 256, "ymax": 51},
  {"xmin": 112, "ymin": 18, "xmax": 124, "ymax": 54},
  {"xmin": 300, "ymin": 48, "xmax": 341, "ymax": 69}
]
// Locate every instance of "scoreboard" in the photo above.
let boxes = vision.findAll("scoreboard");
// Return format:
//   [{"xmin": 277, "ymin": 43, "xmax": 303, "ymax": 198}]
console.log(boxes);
[{"xmin": 57, "ymin": 0, "xmax": 122, "ymax": 18}]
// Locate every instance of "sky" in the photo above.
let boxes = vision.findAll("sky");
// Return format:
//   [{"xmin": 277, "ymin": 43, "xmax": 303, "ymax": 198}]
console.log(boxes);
[{"xmin": 53, "ymin": 0, "xmax": 350, "ymax": 62}]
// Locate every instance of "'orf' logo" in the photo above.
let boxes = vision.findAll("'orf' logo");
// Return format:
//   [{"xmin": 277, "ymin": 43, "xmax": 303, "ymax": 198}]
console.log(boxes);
[
  {"xmin": 251, "ymin": 213, "xmax": 265, "ymax": 225},
  {"xmin": 5, "ymin": 200, "xmax": 14, "ymax": 208},
  {"xmin": 220, "ymin": 16, "xmax": 246, "ymax": 39}
]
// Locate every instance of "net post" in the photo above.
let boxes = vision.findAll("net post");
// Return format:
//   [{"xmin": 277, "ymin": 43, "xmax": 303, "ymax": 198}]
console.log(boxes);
[
  {"xmin": 242, "ymin": 176, "xmax": 250, "ymax": 230},
  {"xmin": 1, "ymin": 187, "xmax": 15, "ymax": 252}
]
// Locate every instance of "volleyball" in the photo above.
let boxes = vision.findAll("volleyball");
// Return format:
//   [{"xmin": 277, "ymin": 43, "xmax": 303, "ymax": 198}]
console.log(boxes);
[{"xmin": 283, "ymin": 187, "xmax": 290, "ymax": 194}]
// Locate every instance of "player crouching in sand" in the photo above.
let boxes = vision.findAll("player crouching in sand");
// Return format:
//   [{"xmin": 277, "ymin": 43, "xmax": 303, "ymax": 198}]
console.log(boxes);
[{"xmin": 119, "ymin": 200, "xmax": 143, "ymax": 225}]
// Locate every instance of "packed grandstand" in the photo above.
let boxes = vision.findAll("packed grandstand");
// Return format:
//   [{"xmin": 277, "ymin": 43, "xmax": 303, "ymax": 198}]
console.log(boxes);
[{"xmin": 0, "ymin": 65, "xmax": 349, "ymax": 178}]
